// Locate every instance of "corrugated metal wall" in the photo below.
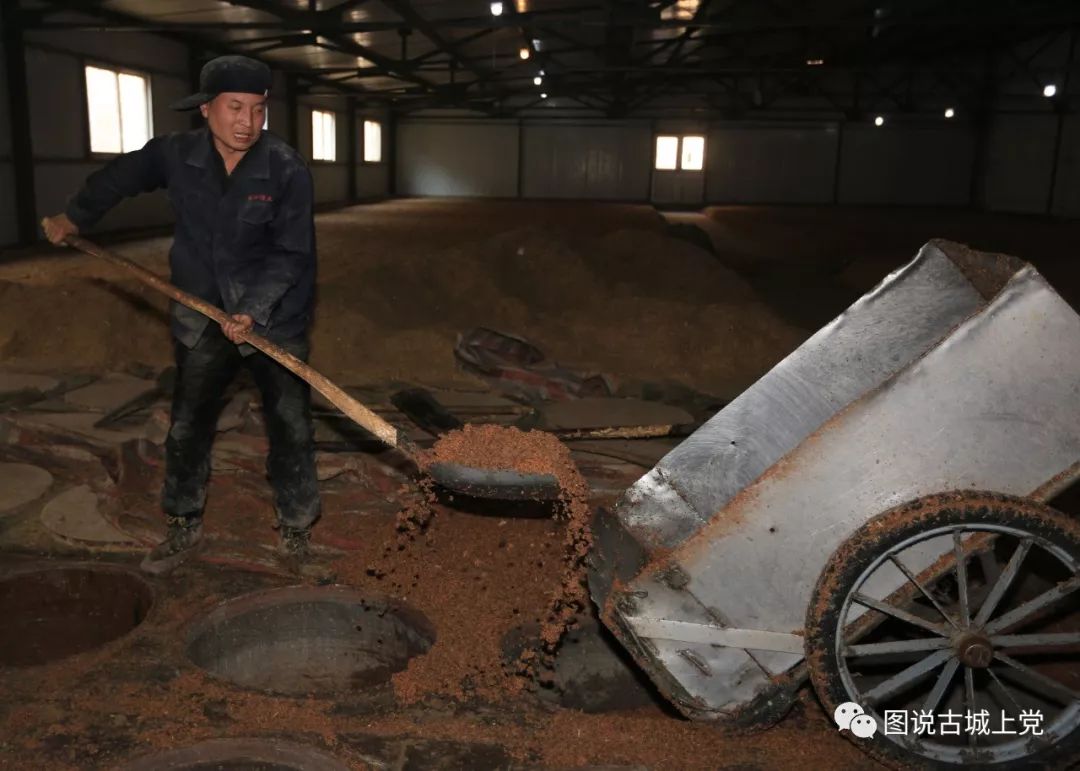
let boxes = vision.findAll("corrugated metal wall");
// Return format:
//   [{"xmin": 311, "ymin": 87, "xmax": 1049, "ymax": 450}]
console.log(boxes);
[{"xmin": 396, "ymin": 120, "xmax": 519, "ymax": 197}]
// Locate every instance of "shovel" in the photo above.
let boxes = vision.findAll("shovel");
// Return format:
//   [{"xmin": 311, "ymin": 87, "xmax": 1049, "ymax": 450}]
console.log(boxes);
[{"xmin": 63, "ymin": 236, "xmax": 563, "ymax": 502}]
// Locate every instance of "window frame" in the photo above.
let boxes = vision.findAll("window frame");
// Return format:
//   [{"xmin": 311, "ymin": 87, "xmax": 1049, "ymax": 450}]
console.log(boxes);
[
  {"xmin": 83, "ymin": 60, "xmax": 154, "ymax": 159},
  {"xmin": 653, "ymin": 133, "xmax": 706, "ymax": 172},
  {"xmin": 310, "ymin": 108, "xmax": 338, "ymax": 163},
  {"xmin": 361, "ymin": 119, "xmax": 383, "ymax": 164}
]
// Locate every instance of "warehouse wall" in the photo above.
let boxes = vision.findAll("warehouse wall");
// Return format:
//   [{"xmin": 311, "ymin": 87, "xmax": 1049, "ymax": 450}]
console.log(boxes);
[
  {"xmin": 521, "ymin": 121, "xmax": 651, "ymax": 200},
  {"xmin": 0, "ymin": 37, "xmax": 17, "ymax": 246},
  {"xmin": 838, "ymin": 125, "xmax": 975, "ymax": 206},
  {"xmin": 983, "ymin": 114, "xmax": 1059, "ymax": 214},
  {"xmin": 1051, "ymin": 115, "xmax": 1080, "ymax": 218},
  {"xmin": 296, "ymin": 99, "xmax": 391, "ymax": 205},
  {"xmin": 706, "ymin": 124, "xmax": 838, "ymax": 203},
  {"xmin": 395, "ymin": 114, "xmax": 1080, "ymax": 218},
  {"xmin": 297, "ymin": 98, "xmax": 349, "ymax": 205},
  {"xmin": 23, "ymin": 28, "xmax": 191, "ymax": 234},
  {"xmin": 396, "ymin": 119, "xmax": 519, "ymax": 197}
]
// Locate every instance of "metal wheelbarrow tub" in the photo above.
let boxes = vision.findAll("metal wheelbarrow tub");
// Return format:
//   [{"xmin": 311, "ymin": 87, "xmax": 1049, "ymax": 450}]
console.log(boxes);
[{"xmin": 589, "ymin": 240, "xmax": 1080, "ymax": 764}]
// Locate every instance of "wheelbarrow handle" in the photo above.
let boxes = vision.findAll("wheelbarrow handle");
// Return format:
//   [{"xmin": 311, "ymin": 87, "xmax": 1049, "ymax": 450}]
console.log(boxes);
[{"xmin": 64, "ymin": 236, "xmax": 410, "ymax": 455}]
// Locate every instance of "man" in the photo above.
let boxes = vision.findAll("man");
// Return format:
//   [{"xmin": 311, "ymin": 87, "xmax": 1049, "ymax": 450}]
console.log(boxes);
[{"xmin": 41, "ymin": 55, "xmax": 320, "ymax": 575}]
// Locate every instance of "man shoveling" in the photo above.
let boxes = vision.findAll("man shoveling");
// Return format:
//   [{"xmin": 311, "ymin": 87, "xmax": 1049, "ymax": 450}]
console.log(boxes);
[{"xmin": 41, "ymin": 55, "xmax": 320, "ymax": 575}]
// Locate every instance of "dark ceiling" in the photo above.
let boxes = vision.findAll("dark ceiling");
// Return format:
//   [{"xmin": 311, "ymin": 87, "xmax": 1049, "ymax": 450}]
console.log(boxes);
[{"xmin": 17, "ymin": 0, "xmax": 1080, "ymax": 117}]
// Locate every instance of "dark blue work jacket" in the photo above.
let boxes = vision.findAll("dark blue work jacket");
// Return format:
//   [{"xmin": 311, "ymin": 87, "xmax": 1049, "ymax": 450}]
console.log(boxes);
[{"xmin": 65, "ymin": 128, "xmax": 315, "ymax": 348}]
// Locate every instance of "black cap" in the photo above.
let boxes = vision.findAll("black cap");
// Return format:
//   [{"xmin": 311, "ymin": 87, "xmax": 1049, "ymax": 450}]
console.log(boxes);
[{"xmin": 171, "ymin": 55, "xmax": 272, "ymax": 111}]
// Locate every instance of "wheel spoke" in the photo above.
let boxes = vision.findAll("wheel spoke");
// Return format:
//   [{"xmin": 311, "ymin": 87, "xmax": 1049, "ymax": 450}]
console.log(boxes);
[
  {"xmin": 973, "ymin": 538, "xmax": 1033, "ymax": 627},
  {"xmin": 923, "ymin": 657, "xmax": 960, "ymax": 713},
  {"xmin": 993, "ymin": 652, "xmax": 1080, "ymax": 705},
  {"xmin": 889, "ymin": 555, "xmax": 960, "ymax": 629},
  {"xmin": 987, "ymin": 668, "xmax": 1023, "ymax": 716},
  {"xmin": 954, "ymin": 531, "xmax": 971, "ymax": 626},
  {"xmin": 845, "ymin": 638, "xmax": 951, "ymax": 657},
  {"xmin": 863, "ymin": 649, "xmax": 952, "ymax": 706},
  {"xmin": 985, "ymin": 574, "xmax": 1080, "ymax": 634},
  {"xmin": 991, "ymin": 632, "xmax": 1080, "ymax": 648},
  {"xmin": 852, "ymin": 592, "xmax": 951, "ymax": 637},
  {"xmin": 964, "ymin": 667, "xmax": 978, "ymax": 749}
]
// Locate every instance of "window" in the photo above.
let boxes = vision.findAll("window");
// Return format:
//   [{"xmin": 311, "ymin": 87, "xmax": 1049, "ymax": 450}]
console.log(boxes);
[
  {"xmin": 654, "ymin": 134, "xmax": 705, "ymax": 171},
  {"xmin": 85, "ymin": 64, "xmax": 152, "ymax": 154},
  {"xmin": 312, "ymin": 109, "xmax": 336, "ymax": 161},
  {"xmin": 680, "ymin": 135, "xmax": 705, "ymax": 171},
  {"xmin": 655, "ymin": 135, "xmax": 678, "ymax": 170},
  {"xmin": 363, "ymin": 120, "xmax": 382, "ymax": 163}
]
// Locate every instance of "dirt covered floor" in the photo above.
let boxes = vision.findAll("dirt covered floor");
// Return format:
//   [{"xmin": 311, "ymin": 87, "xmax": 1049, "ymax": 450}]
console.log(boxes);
[
  {"xmin": 2, "ymin": 201, "xmax": 1080, "ymax": 770},
  {"xmin": 0, "ymin": 388, "xmax": 874, "ymax": 771}
]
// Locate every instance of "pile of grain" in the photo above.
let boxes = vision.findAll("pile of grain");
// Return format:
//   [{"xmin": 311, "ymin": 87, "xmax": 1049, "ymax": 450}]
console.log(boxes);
[
  {"xmin": 0, "ymin": 201, "xmax": 804, "ymax": 401},
  {"xmin": 336, "ymin": 423, "xmax": 593, "ymax": 703}
]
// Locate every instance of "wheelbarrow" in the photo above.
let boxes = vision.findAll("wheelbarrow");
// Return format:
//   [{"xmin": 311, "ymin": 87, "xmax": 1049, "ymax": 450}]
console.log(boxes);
[{"xmin": 589, "ymin": 240, "xmax": 1080, "ymax": 769}]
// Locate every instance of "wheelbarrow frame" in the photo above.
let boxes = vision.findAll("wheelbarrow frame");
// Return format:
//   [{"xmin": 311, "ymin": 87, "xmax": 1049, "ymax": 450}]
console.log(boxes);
[{"xmin": 589, "ymin": 240, "xmax": 1080, "ymax": 740}]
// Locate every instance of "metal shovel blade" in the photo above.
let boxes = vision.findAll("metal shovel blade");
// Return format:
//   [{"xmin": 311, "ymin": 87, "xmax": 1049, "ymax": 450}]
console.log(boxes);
[{"xmin": 426, "ymin": 462, "xmax": 563, "ymax": 502}]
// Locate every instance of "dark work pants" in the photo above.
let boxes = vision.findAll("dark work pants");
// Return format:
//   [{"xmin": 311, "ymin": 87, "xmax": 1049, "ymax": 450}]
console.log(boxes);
[{"xmin": 161, "ymin": 325, "xmax": 320, "ymax": 531}]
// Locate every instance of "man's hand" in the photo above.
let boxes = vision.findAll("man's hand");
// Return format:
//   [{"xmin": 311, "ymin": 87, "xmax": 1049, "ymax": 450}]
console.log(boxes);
[
  {"xmin": 41, "ymin": 214, "xmax": 79, "ymax": 245},
  {"xmin": 221, "ymin": 313, "xmax": 254, "ymax": 344}
]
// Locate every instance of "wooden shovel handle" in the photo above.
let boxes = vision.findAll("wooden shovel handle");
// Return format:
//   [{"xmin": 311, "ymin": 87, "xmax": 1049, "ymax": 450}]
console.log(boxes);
[{"xmin": 65, "ymin": 236, "xmax": 407, "ymax": 453}]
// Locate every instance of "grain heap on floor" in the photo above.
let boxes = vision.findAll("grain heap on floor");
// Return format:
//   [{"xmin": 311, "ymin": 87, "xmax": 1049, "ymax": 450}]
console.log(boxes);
[
  {"xmin": 329, "ymin": 423, "xmax": 594, "ymax": 704},
  {"xmin": 0, "ymin": 200, "xmax": 804, "ymax": 402}
]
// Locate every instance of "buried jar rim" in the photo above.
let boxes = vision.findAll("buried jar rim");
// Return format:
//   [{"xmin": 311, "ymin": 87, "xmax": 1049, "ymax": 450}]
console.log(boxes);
[
  {"xmin": 184, "ymin": 584, "xmax": 437, "ymax": 698},
  {"xmin": 0, "ymin": 562, "xmax": 154, "ymax": 667}
]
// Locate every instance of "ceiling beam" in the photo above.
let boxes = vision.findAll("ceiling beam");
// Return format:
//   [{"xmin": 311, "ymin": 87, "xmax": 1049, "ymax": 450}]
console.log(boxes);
[
  {"xmin": 379, "ymin": 0, "xmax": 491, "ymax": 86},
  {"xmin": 224, "ymin": 0, "xmax": 438, "ymax": 90}
]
